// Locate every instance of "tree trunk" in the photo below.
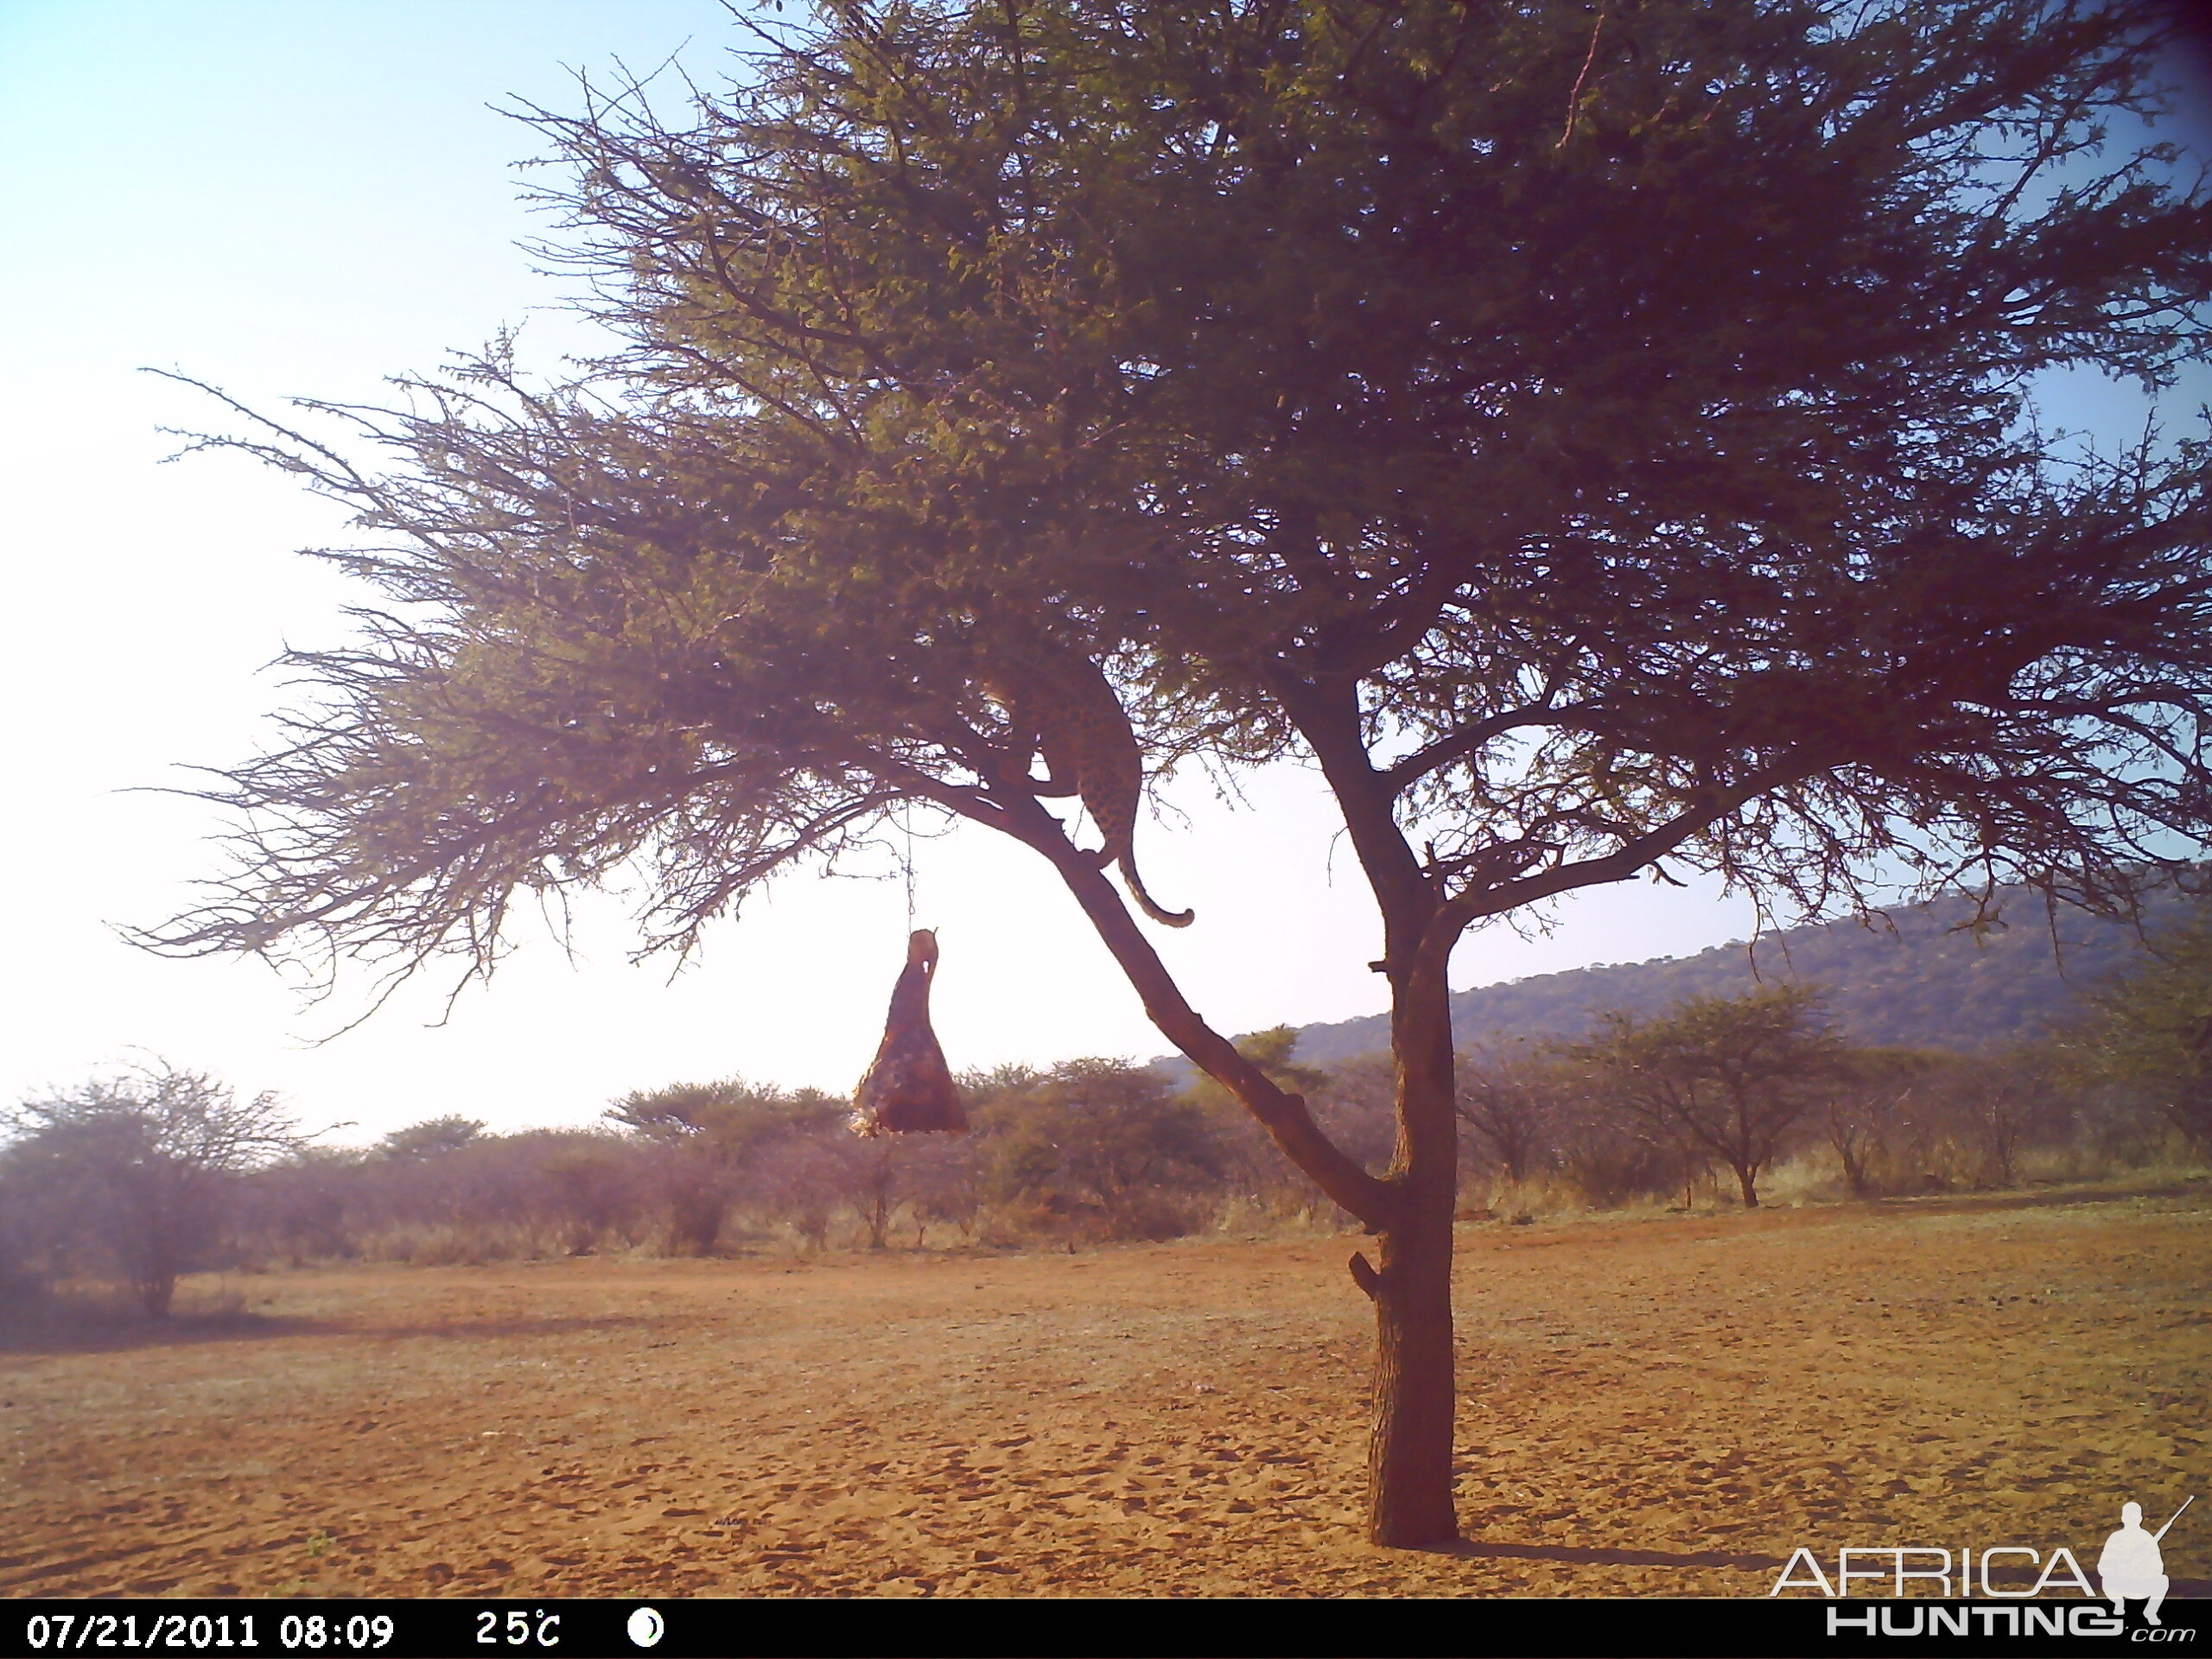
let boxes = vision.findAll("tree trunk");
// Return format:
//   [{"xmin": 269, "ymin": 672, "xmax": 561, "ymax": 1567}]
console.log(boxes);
[
  {"xmin": 1829, "ymin": 1122, "xmax": 1869, "ymax": 1198},
  {"xmin": 1735, "ymin": 1162, "xmax": 1760, "ymax": 1208},
  {"xmin": 1363, "ymin": 1195, "xmax": 1459, "ymax": 1545},
  {"xmin": 1361, "ymin": 973, "xmax": 1461, "ymax": 1548},
  {"xmin": 139, "ymin": 1269, "xmax": 176, "ymax": 1319},
  {"xmin": 1024, "ymin": 812, "xmax": 1446, "ymax": 1545}
]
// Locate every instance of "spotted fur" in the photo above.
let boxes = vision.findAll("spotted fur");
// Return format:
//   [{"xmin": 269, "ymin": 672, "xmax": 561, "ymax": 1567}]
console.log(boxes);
[{"xmin": 989, "ymin": 652, "xmax": 1193, "ymax": 928}]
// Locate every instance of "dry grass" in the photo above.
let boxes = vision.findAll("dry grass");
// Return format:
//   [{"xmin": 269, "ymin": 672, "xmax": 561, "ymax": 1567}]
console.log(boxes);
[{"xmin": 1, "ymin": 1180, "xmax": 2204, "ymax": 1598}]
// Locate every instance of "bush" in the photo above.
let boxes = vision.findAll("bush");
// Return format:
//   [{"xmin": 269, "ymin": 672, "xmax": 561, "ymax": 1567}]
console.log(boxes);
[
  {"xmin": 98, "ymin": 999, "xmax": 2200, "ymax": 1274},
  {"xmin": 2, "ymin": 1062, "xmax": 303, "ymax": 1316},
  {"xmin": 981, "ymin": 1058, "xmax": 1227, "ymax": 1240},
  {"xmin": 611, "ymin": 1078, "xmax": 843, "ymax": 1253}
]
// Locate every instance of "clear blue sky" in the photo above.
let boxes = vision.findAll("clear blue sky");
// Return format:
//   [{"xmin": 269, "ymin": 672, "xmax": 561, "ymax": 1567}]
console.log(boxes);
[{"xmin": 0, "ymin": 2, "xmax": 2199, "ymax": 1143}]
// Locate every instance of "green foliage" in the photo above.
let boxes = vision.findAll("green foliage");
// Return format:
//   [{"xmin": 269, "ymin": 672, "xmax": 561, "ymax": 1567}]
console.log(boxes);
[
  {"xmin": 378, "ymin": 1116, "xmax": 486, "ymax": 1160},
  {"xmin": 2, "ymin": 1062, "xmax": 303, "ymax": 1317},
  {"xmin": 1821, "ymin": 1046, "xmax": 1949, "ymax": 1197},
  {"xmin": 608, "ymin": 1077, "xmax": 844, "ymax": 1158},
  {"xmin": 539, "ymin": 1138, "xmax": 640, "ymax": 1255},
  {"xmin": 2075, "ymin": 899, "xmax": 2212, "ymax": 1148},
  {"xmin": 149, "ymin": 0, "xmax": 2212, "ymax": 1011},
  {"xmin": 1577, "ymin": 985, "xmax": 1846, "ymax": 1206},
  {"xmin": 253, "ymin": 1145, "xmax": 371, "ymax": 1266},
  {"xmin": 980, "ymin": 1058, "xmax": 1228, "ymax": 1238},
  {"xmin": 134, "ymin": 0, "xmax": 2212, "ymax": 1543},
  {"xmin": 1179, "ymin": 1028, "xmax": 1382, "ymax": 1214},
  {"xmin": 189, "ymin": 1002, "xmax": 2206, "ymax": 1271},
  {"xmin": 1179, "ymin": 1027, "xmax": 1325, "ymax": 1129},
  {"xmin": 1456, "ymin": 1043, "xmax": 1580, "ymax": 1188},
  {"xmin": 1224, "ymin": 1028, "xmax": 1323, "ymax": 1094},
  {"xmin": 605, "ymin": 1077, "xmax": 846, "ymax": 1253}
]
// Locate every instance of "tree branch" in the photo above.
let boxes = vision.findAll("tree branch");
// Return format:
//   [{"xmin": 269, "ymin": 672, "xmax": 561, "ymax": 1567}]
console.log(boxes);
[
  {"xmin": 996, "ymin": 790, "xmax": 1399, "ymax": 1231},
  {"xmin": 1280, "ymin": 674, "xmax": 1433, "ymax": 959},
  {"xmin": 1444, "ymin": 770, "xmax": 1800, "ymax": 939},
  {"xmin": 1380, "ymin": 699, "xmax": 1576, "ymax": 796}
]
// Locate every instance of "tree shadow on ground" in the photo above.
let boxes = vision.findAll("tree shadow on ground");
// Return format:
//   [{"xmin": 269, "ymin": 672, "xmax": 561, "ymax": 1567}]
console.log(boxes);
[
  {"xmin": 0, "ymin": 1305, "xmax": 334, "ymax": 1357},
  {"xmin": 1884, "ymin": 1177, "xmax": 2210, "ymax": 1218},
  {"xmin": 1435, "ymin": 1537, "xmax": 1784, "ymax": 1571},
  {"xmin": 345, "ymin": 1313, "xmax": 681, "ymax": 1344},
  {"xmin": 0, "ymin": 1305, "xmax": 685, "ymax": 1356}
]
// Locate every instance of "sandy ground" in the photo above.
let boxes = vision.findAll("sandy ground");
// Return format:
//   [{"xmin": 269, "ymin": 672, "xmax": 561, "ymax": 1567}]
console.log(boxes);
[{"xmin": 1, "ymin": 1183, "xmax": 2206, "ymax": 1599}]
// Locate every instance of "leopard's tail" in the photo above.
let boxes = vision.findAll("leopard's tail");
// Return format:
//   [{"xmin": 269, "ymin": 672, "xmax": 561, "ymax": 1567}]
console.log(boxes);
[{"xmin": 1118, "ymin": 850, "xmax": 1194, "ymax": 928}]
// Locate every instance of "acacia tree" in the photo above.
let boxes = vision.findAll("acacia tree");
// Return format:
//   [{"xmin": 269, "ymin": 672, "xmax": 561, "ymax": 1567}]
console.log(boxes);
[
  {"xmin": 1456, "ymin": 1043, "xmax": 1570, "ymax": 1189},
  {"xmin": 982, "ymin": 1057, "xmax": 1228, "ymax": 1236},
  {"xmin": 378, "ymin": 1115, "xmax": 487, "ymax": 1160},
  {"xmin": 145, "ymin": 1, "xmax": 2212, "ymax": 1544},
  {"xmin": 3, "ymin": 1064, "xmax": 305, "ymax": 1317},
  {"xmin": 1580, "ymin": 986, "xmax": 1846, "ymax": 1207},
  {"xmin": 1823, "ymin": 1047, "xmax": 1943, "ymax": 1197},
  {"xmin": 607, "ymin": 1077, "xmax": 842, "ymax": 1251},
  {"xmin": 2075, "ymin": 894, "xmax": 2212, "ymax": 1147}
]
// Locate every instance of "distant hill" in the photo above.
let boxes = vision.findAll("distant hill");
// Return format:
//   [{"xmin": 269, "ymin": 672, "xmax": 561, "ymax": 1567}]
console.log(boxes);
[{"xmin": 1286, "ymin": 888, "xmax": 2171, "ymax": 1066}]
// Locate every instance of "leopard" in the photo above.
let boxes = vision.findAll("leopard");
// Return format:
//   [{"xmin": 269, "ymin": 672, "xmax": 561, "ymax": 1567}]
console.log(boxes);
[{"xmin": 986, "ymin": 649, "xmax": 1194, "ymax": 928}]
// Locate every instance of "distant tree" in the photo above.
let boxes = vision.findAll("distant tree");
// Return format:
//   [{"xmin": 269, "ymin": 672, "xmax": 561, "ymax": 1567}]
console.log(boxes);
[
  {"xmin": 899, "ymin": 1133, "xmax": 982, "ymax": 1246},
  {"xmin": 2, "ymin": 1062, "xmax": 306, "ymax": 1317},
  {"xmin": 1581, "ymin": 988, "xmax": 1845, "ymax": 1208},
  {"xmin": 1224, "ymin": 1027, "xmax": 1325, "ymax": 1096},
  {"xmin": 1304, "ymin": 1053, "xmax": 1402, "ymax": 1185},
  {"xmin": 610, "ymin": 1077, "xmax": 845, "ymax": 1152},
  {"xmin": 0, "ymin": 1156, "xmax": 57, "ymax": 1316},
  {"xmin": 846, "ymin": 1140, "xmax": 903, "ymax": 1249},
  {"xmin": 539, "ymin": 1136, "xmax": 642, "ymax": 1255},
  {"xmin": 749, "ymin": 1135, "xmax": 847, "ymax": 1251},
  {"xmin": 143, "ymin": 0, "xmax": 2212, "ymax": 1545},
  {"xmin": 1183, "ymin": 1030, "xmax": 1338, "ymax": 1214},
  {"xmin": 1824, "ymin": 1048, "xmax": 1945, "ymax": 1198},
  {"xmin": 1550, "ymin": 1084, "xmax": 1694, "ymax": 1211},
  {"xmin": 607, "ymin": 1078, "xmax": 842, "ymax": 1252},
  {"xmin": 1455, "ymin": 1044, "xmax": 1569, "ymax": 1188},
  {"xmin": 1936, "ymin": 1050, "xmax": 2063, "ymax": 1186},
  {"xmin": 816, "ymin": 1134, "xmax": 981, "ymax": 1249},
  {"xmin": 984, "ymin": 1059, "xmax": 1227, "ymax": 1238},
  {"xmin": 251, "ymin": 1145, "xmax": 372, "ymax": 1264},
  {"xmin": 378, "ymin": 1116, "xmax": 486, "ymax": 1160},
  {"xmin": 2075, "ymin": 899, "xmax": 2212, "ymax": 1150}
]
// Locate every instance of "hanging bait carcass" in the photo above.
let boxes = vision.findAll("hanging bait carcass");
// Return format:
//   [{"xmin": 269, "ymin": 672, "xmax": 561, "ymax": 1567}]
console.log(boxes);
[{"xmin": 851, "ymin": 929, "xmax": 967, "ymax": 1135}]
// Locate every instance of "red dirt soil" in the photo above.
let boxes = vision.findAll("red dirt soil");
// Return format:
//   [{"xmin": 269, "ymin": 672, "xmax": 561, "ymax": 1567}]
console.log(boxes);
[{"xmin": 2, "ymin": 1185, "xmax": 2205, "ymax": 1598}]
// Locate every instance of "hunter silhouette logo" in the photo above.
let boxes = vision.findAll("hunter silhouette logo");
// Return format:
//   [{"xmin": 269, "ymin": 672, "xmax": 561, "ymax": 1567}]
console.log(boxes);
[
  {"xmin": 1769, "ymin": 1491, "xmax": 2195, "ymax": 1611},
  {"xmin": 2101, "ymin": 1496, "xmax": 2191, "ymax": 1627}
]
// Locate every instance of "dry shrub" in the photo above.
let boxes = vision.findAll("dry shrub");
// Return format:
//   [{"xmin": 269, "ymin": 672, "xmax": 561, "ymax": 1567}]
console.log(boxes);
[{"xmin": 48, "ymin": 1019, "xmax": 2199, "ymax": 1277}]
